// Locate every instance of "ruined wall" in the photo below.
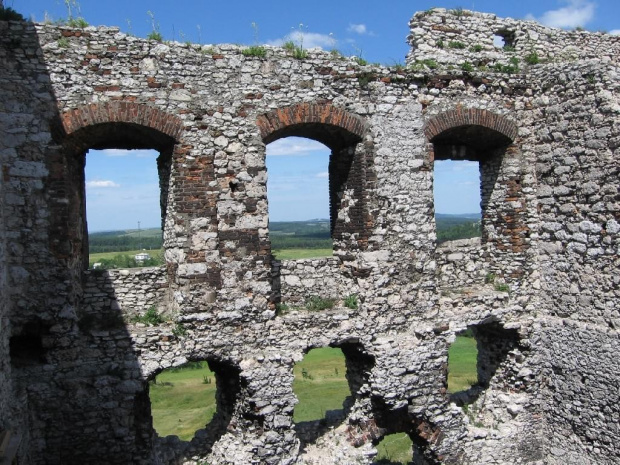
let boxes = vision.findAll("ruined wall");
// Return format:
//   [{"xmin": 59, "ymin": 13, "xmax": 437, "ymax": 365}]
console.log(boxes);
[
  {"xmin": 407, "ymin": 8, "xmax": 620, "ymax": 69},
  {"xmin": 83, "ymin": 266, "xmax": 169, "ymax": 318},
  {"xmin": 0, "ymin": 8, "xmax": 619, "ymax": 465}
]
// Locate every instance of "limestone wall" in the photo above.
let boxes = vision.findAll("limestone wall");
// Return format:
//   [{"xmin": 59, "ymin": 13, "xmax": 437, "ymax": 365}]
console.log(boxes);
[
  {"xmin": 0, "ymin": 8, "xmax": 618, "ymax": 465},
  {"xmin": 83, "ymin": 266, "xmax": 169, "ymax": 318},
  {"xmin": 435, "ymin": 238, "xmax": 486, "ymax": 289},
  {"xmin": 407, "ymin": 8, "xmax": 620, "ymax": 69}
]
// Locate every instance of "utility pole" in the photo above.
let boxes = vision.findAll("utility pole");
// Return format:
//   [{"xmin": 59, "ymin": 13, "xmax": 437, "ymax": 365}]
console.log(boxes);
[{"xmin": 138, "ymin": 221, "xmax": 142, "ymax": 250}]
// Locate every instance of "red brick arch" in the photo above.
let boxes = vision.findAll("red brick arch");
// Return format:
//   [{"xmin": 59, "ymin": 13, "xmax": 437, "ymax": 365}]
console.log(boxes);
[
  {"xmin": 424, "ymin": 107, "xmax": 518, "ymax": 143},
  {"xmin": 256, "ymin": 103, "xmax": 366, "ymax": 148},
  {"xmin": 60, "ymin": 102, "xmax": 184, "ymax": 141}
]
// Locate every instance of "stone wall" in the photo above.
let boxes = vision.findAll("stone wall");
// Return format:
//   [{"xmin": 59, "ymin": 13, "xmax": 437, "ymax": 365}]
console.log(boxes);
[
  {"xmin": 83, "ymin": 266, "xmax": 169, "ymax": 318},
  {"xmin": 435, "ymin": 238, "xmax": 486, "ymax": 289},
  {"xmin": 0, "ymin": 8, "xmax": 618, "ymax": 465},
  {"xmin": 407, "ymin": 8, "xmax": 620, "ymax": 69},
  {"xmin": 273, "ymin": 257, "xmax": 358, "ymax": 304}
]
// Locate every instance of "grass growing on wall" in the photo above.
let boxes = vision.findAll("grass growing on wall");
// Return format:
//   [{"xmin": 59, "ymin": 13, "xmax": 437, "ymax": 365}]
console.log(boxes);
[{"xmin": 149, "ymin": 362, "xmax": 217, "ymax": 441}]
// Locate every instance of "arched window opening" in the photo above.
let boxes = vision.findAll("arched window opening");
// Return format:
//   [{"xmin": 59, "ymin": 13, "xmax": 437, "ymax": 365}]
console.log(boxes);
[
  {"xmin": 293, "ymin": 347, "xmax": 349, "ymax": 423},
  {"xmin": 294, "ymin": 342, "xmax": 375, "ymax": 445},
  {"xmin": 60, "ymin": 120, "xmax": 175, "ymax": 271},
  {"xmin": 149, "ymin": 361, "xmax": 217, "ymax": 440},
  {"xmin": 148, "ymin": 359, "xmax": 240, "ymax": 449},
  {"xmin": 85, "ymin": 149, "xmax": 165, "ymax": 269},
  {"xmin": 258, "ymin": 105, "xmax": 368, "ymax": 259},
  {"xmin": 266, "ymin": 137, "xmax": 333, "ymax": 260},
  {"xmin": 430, "ymin": 116, "xmax": 522, "ymax": 285}
]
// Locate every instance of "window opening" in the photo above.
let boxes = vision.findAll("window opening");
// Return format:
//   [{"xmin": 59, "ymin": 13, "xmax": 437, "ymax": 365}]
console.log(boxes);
[
  {"xmin": 374, "ymin": 433, "xmax": 413, "ymax": 464},
  {"xmin": 266, "ymin": 137, "xmax": 333, "ymax": 260},
  {"xmin": 493, "ymin": 30, "xmax": 515, "ymax": 49},
  {"xmin": 447, "ymin": 328, "xmax": 479, "ymax": 396},
  {"xmin": 293, "ymin": 347, "xmax": 349, "ymax": 423},
  {"xmin": 148, "ymin": 358, "xmax": 240, "ymax": 452},
  {"xmin": 149, "ymin": 361, "xmax": 217, "ymax": 441},
  {"xmin": 85, "ymin": 149, "xmax": 164, "ymax": 269},
  {"xmin": 434, "ymin": 159, "xmax": 482, "ymax": 243}
]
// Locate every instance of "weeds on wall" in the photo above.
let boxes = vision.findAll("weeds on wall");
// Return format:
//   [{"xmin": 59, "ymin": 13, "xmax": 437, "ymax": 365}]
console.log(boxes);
[
  {"xmin": 146, "ymin": 10, "xmax": 163, "ymax": 42},
  {"xmin": 132, "ymin": 306, "xmax": 164, "ymax": 325},
  {"xmin": 242, "ymin": 45, "xmax": 267, "ymax": 57}
]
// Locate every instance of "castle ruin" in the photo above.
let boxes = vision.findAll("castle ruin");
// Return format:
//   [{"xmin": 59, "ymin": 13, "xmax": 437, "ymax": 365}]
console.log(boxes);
[{"xmin": 1, "ymin": 7, "xmax": 619, "ymax": 464}]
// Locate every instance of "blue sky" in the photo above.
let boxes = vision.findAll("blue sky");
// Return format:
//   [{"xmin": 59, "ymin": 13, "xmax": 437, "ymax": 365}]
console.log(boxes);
[{"xmin": 13, "ymin": 1, "xmax": 619, "ymax": 230}]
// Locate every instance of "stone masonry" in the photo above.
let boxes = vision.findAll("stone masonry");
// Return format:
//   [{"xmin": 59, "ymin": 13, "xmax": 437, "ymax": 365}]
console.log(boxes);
[{"xmin": 0, "ymin": 7, "xmax": 619, "ymax": 465}]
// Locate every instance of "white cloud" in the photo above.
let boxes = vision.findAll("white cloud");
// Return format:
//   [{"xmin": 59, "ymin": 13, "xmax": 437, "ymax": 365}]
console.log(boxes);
[
  {"xmin": 86, "ymin": 180, "xmax": 120, "ymax": 188},
  {"xmin": 530, "ymin": 0, "xmax": 595, "ymax": 28},
  {"xmin": 610, "ymin": 29, "xmax": 620, "ymax": 35},
  {"xmin": 266, "ymin": 31, "xmax": 336, "ymax": 50},
  {"xmin": 316, "ymin": 171, "xmax": 329, "ymax": 178},
  {"xmin": 347, "ymin": 23, "xmax": 367, "ymax": 35},
  {"xmin": 266, "ymin": 137, "xmax": 329, "ymax": 156},
  {"xmin": 99, "ymin": 149, "xmax": 157, "ymax": 158}
]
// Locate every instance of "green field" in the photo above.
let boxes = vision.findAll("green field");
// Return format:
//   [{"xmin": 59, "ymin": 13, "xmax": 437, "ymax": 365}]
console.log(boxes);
[
  {"xmin": 447, "ymin": 335, "xmax": 478, "ymax": 393},
  {"xmin": 88, "ymin": 248, "xmax": 164, "ymax": 269},
  {"xmin": 149, "ymin": 362, "xmax": 217, "ymax": 441},
  {"xmin": 293, "ymin": 347, "xmax": 348, "ymax": 422},
  {"xmin": 272, "ymin": 248, "xmax": 333, "ymax": 260}
]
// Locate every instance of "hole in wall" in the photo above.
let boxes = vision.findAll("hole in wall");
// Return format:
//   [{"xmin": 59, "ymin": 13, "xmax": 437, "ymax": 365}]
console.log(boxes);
[
  {"xmin": 294, "ymin": 342, "xmax": 375, "ymax": 445},
  {"xmin": 293, "ymin": 347, "xmax": 349, "ymax": 423},
  {"xmin": 148, "ymin": 358, "xmax": 240, "ymax": 449},
  {"xmin": 493, "ymin": 30, "xmax": 515, "ymax": 49},
  {"xmin": 373, "ymin": 432, "xmax": 414, "ymax": 464},
  {"xmin": 9, "ymin": 323, "xmax": 48, "ymax": 367},
  {"xmin": 447, "ymin": 328, "xmax": 479, "ymax": 403},
  {"xmin": 265, "ymin": 136, "xmax": 333, "ymax": 260},
  {"xmin": 449, "ymin": 322, "xmax": 520, "ymax": 407},
  {"xmin": 371, "ymin": 401, "xmax": 442, "ymax": 465}
]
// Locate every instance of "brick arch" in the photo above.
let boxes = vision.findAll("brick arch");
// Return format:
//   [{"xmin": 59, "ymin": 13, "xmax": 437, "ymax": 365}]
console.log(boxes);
[
  {"xmin": 424, "ymin": 108, "xmax": 518, "ymax": 143},
  {"xmin": 256, "ymin": 103, "xmax": 366, "ymax": 149},
  {"xmin": 59, "ymin": 101, "xmax": 185, "ymax": 142}
]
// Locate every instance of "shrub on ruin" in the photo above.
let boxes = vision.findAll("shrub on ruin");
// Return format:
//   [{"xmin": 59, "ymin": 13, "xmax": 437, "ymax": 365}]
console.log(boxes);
[
  {"xmin": 242, "ymin": 45, "xmax": 267, "ymax": 58},
  {"xmin": 344, "ymin": 294, "xmax": 358, "ymax": 309},
  {"xmin": 133, "ymin": 306, "xmax": 164, "ymax": 325},
  {"xmin": 525, "ymin": 51, "xmax": 540, "ymax": 65},
  {"xmin": 305, "ymin": 296, "xmax": 335, "ymax": 311},
  {"xmin": 0, "ymin": 7, "xmax": 26, "ymax": 21}
]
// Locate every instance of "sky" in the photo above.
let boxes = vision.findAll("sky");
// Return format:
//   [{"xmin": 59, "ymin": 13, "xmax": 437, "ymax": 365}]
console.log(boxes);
[{"xmin": 12, "ymin": 0, "xmax": 620, "ymax": 230}]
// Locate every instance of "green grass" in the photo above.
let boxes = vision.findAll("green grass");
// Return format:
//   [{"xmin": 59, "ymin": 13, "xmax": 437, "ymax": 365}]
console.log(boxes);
[
  {"xmin": 88, "ymin": 248, "xmax": 163, "ymax": 268},
  {"xmin": 272, "ymin": 248, "xmax": 332, "ymax": 260},
  {"xmin": 293, "ymin": 347, "xmax": 349, "ymax": 422},
  {"xmin": 375, "ymin": 433, "xmax": 414, "ymax": 464},
  {"xmin": 149, "ymin": 362, "xmax": 217, "ymax": 441},
  {"xmin": 448, "ymin": 335, "xmax": 478, "ymax": 393}
]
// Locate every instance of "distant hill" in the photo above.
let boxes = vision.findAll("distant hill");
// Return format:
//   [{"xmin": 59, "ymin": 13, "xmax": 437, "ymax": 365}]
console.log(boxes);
[
  {"xmin": 436, "ymin": 213, "xmax": 481, "ymax": 243},
  {"xmin": 88, "ymin": 215, "xmax": 480, "ymax": 253},
  {"xmin": 89, "ymin": 228, "xmax": 163, "ymax": 253}
]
